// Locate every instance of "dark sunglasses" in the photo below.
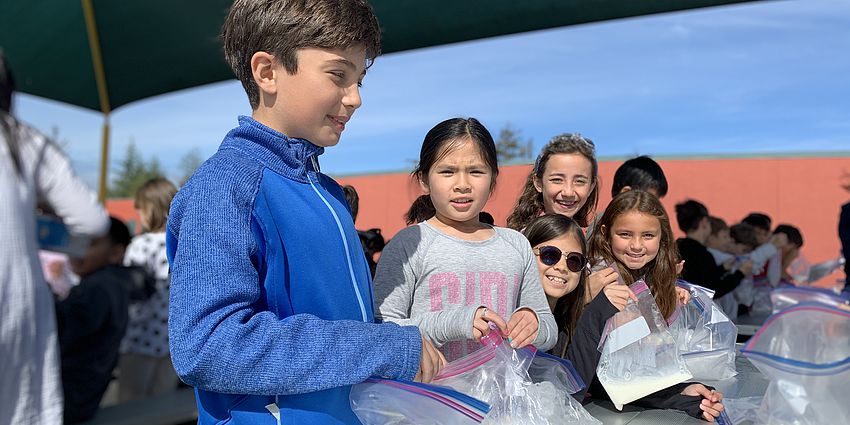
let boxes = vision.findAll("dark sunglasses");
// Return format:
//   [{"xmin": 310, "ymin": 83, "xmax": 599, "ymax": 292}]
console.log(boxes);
[{"xmin": 533, "ymin": 246, "xmax": 588, "ymax": 272}]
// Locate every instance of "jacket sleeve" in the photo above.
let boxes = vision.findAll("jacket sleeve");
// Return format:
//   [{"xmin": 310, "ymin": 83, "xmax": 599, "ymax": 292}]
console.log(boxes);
[
  {"xmin": 373, "ymin": 231, "xmax": 479, "ymax": 347},
  {"xmin": 629, "ymin": 382, "xmax": 715, "ymax": 419},
  {"xmin": 564, "ymin": 291, "xmax": 619, "ymax": 401},
  {"xmin": 166, "ymin": 163, "xmax": 421, "ymax": 396}
]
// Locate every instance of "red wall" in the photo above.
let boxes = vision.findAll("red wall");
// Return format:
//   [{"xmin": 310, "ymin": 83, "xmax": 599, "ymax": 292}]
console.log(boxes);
[{"xmin": 338, "ymin": 155, "xmax": 849, "ymax": 287}]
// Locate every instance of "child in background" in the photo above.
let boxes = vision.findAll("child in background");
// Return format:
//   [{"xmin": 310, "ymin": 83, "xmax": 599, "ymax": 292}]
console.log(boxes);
[
  {"xmin": 610, "ymin": 155, "xmax": 669, "ymax": 199},
  {"xmin": 732, "ymin": 217, "xmax": 789, "ymax": 315},
  {"xmin": 706, "ymin": 218, "xmax": 743, "ymax": 319},
  {"xmin": 166, "ymin": 1, "xmax": 438, "ymax": 423},
  {"xmin": 773, "ymin": 224, "xmax": 803, "ymax": 282},
  {"xmin": 525, "ymin": 215, "xmax": 724, "ymax": 421},
  {"xmin": 58, "ymin": 217, "xmax": 133, "ymax": 423},
  {"xmin": 118, "ymin": 177, "xmax": 179, "ymax": 402},
  {"xmin": 676, "ymin": 200, "xmax": 752, "ymax": 299},
  {"xmin": 374, "ymin": 117, "xmax": 557, "ymax": 361},
  {"xmin": 705, "ymin": 216, "xmax": 734, "ymax": 262}
]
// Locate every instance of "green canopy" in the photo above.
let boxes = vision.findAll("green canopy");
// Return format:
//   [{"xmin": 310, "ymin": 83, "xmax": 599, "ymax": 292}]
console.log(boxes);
[
  {"xmin": 1, "ymin": 0, "xmax": 762, "ymax": 199},
  {"xmin": 1, "ymin": 0, "xmax": 761, "ymax": 112}
]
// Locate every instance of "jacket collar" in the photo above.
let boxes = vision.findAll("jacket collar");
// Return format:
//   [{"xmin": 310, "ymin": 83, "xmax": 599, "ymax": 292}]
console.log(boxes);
[{"xmin": 222, "ymin": 116, "xmax": 324, "ymax": 183}]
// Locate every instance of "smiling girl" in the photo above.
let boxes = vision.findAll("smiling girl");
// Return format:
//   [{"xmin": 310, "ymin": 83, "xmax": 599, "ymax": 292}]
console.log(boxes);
[
  {"xmin": 373, "ymin": 117, "xmax": 557, "ymax": 361},
  {"xmin": 507, "ymin": 134, "xmax": 599, "ymax": 231}
]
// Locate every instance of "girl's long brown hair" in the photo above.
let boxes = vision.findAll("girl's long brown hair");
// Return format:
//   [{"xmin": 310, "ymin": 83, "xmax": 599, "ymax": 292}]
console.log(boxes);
[
  {"xmin": 507, "ymin": 134, "xmax": 599, "ymax": 230},
  {"xmin": 521, "ymin": 214, "xmax": 587, "ymax": 347},
  {"xmin": 587, "ymin": 190, "xmax": 679, "ymax": 320}
]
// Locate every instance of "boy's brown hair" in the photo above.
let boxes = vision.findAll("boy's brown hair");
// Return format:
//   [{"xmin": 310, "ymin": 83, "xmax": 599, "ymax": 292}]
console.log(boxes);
[{"xmin": 221, "ymin": 0, "xmax": 382, "ymax": 109}]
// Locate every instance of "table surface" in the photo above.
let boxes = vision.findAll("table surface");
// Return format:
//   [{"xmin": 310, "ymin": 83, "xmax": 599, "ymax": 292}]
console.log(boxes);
[{"xmin": 583, "ymin": 347, "xmax": 768, "ymax": 424}]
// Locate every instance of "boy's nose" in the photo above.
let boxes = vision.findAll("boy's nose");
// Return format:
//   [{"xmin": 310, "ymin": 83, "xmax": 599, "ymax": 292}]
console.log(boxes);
[{"xmin": 343, "ymin": 84, "xmax": 362, "ymax": 110}]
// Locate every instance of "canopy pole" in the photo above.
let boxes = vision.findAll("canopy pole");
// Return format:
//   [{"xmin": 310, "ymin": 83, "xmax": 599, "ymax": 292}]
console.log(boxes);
[{"xmin": 81, "ymin": 0, "xmax": 112, "ymax": 202}]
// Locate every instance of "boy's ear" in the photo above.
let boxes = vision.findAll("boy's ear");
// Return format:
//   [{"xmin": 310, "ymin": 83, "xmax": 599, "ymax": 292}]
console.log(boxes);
[
  {"xmin": 619, "ymin": 186, "xmax": 632, "ymax": 194},
  {"xmin": 251, "ymin": 51, "xmax": 279, "ymax": 96}
]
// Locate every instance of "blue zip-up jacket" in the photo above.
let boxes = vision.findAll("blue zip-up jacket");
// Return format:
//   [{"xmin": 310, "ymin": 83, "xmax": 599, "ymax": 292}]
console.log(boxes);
[{"xmin": 166, "ymin": 117, "xmax": 422, "ymax": 424}]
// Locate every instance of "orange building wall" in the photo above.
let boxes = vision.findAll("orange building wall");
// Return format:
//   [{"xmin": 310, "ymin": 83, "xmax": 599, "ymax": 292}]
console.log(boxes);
[{"xmin": 338, "ymin": 155, "xmax": 849, "ymax": 285}]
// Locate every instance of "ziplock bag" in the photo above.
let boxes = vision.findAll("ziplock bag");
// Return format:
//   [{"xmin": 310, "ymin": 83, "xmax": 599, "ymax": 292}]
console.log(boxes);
[
  {"xmin": 433, "ymin": 326, "xmax": 600, "ymax": 424},
  {"xmin": 770, "ymin": 286, "xmax": 850, "ymax": 314},
  {"xmin": 525, "ymin": 352, "xmax": 601, "ymax": 425},
  {"xmin": 741, "ymin": 303, "xmax": 850, "ymax": 425},
  {"xmin": 669, "ymin": 280, "xmax": 738, "ymax": 380},
  {"xmin": 350, "ymin": 377, "xmax": 490, "ymax": 425},
  {"xmin": 597, "ymin": 280, "xmax": 692, "ymax": 410}
]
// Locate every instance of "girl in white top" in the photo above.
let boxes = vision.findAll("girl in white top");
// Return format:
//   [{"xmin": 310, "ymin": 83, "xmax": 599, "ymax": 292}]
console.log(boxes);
[
  {"xmin": 1, "ymin": 53, "xmax": 109, "ymax": 425},
  {"xmin": 118, "ymin": 177, "xmax": 179, "ymax": 401}
]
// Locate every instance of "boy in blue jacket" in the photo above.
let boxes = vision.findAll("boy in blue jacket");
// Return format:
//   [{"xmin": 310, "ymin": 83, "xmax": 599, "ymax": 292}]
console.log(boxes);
[{"xmin": 166, "ymin": 1, "xmax": 444, "ymax": 423}]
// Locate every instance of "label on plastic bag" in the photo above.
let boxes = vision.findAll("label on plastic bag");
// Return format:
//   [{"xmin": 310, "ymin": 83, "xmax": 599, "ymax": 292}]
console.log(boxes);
[
  {"xmin": 606, "ymin": 317, "xmax": 650, "ymax": 353},
  {"xmin": 709, "ymin": 305, "xmax": 730, "ymax": 324}
]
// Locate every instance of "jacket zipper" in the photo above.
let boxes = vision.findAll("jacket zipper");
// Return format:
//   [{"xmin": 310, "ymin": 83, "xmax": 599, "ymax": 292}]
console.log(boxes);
[{"xmin": 306, "ymin": 156, "xmax": 368, "ymax": 322}]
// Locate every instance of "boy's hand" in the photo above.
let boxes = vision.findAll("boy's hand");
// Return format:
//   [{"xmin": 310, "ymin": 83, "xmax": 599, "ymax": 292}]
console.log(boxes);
[
  {"xmin": 587, "ymin": 267, "xmax": 619, "ymax": 303},
  {"xmin": 602, "ymin": 284, "xmax": 637, "ymax": 311},
  {"xmin": 473, "ymin": 307, "xmax": 507, "ymax": 341},
  {"xmin": 739, "ymin": 259, "xmax": 754, "ymax": 275},
  {"xmin": 414, "ymin": 335, "xmax": 446, "ymax": 383},
  {"xmin": 506, "ymin": 308, "xmax": 538, "ymax": 349},
  {"xmin": 722, "ymin": 258, "xmax": 735, "ymax": 271},
  {"xmin": 770, "ymin": 233, "xmax": 789, "ymax": 250},
  {"xmin": 681, "ymin": 384, "xmax": 724, "ymax": 422},
  {"xmin": 675, "ymin": 286, "xmax": 691, "ymax": 306}
]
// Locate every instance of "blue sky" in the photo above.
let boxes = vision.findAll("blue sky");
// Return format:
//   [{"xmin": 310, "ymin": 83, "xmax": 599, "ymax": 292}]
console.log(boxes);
[{"xmin": 14, "ymin": 0, "xmax": 850, "ymax": 188}]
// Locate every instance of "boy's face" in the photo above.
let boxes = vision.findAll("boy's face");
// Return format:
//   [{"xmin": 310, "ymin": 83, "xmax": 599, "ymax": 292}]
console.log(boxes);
[
  {"xmin": 707, "ymin": 228, "xmax": 733, "ymax": 252},
  {"xmin": 69, "ymin": 236, "xmax": 125, "ymax": 278},
  {"xmin": 753, "ymin": 227, "xmax": 771, "ymax": 245},
  {"xmin": 730, "ymin": 242, "xmax": 754, "ymax": 256},
  {"xmin": 265, "ymin": 46, "xmax": 367, "ymax": 147}
]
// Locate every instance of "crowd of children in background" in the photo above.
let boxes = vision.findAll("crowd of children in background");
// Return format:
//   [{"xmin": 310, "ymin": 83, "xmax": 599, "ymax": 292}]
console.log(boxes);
[{"xmin": 3, "ymin": 1, "xmax": 844, "ymax": 424}]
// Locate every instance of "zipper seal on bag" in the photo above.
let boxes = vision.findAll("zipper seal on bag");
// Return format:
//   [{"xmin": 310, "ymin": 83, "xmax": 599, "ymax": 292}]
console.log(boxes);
[{"xmin": 364, "ymin": 378, "xmax": 490, "ymax": 422}]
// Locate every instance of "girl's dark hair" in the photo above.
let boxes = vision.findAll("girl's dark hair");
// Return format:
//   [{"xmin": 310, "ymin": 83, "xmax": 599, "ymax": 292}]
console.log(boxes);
[
  {"xmin": 507, "ymin": 134, "xmax": 599, "ymax": 230},
  {"xmin": 587, "ymin": 190, "xmax": 679, "ymax": 320},
  {"xmin": 405, "ymin": 117, "xmax": 498, "ymax": 225},
  {"xmin": 1, "ymin": 49, "xmax": 22, "ymax": 177},
  {"xmin": 522, "ymin": 214, "xmax": 587, "ymax": 347}
]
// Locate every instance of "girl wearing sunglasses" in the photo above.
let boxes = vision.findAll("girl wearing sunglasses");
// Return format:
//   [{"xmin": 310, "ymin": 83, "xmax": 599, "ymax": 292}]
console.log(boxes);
[{"xmin": 522, "ymin": 214, "xmax": 636, "ymax": 401}]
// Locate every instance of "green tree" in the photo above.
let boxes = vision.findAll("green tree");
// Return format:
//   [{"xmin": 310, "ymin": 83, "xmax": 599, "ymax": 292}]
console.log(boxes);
[
  {"xmin": 108, "ymin": 139, "xmax": 163, "ymax": 198},
  {"xmin": 495, "ymin": 123, "xmax": 533, "ymax": 164},
  {"xmin": 178, "ymin": 147, "xmax": 205, "ymax": 186}
]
